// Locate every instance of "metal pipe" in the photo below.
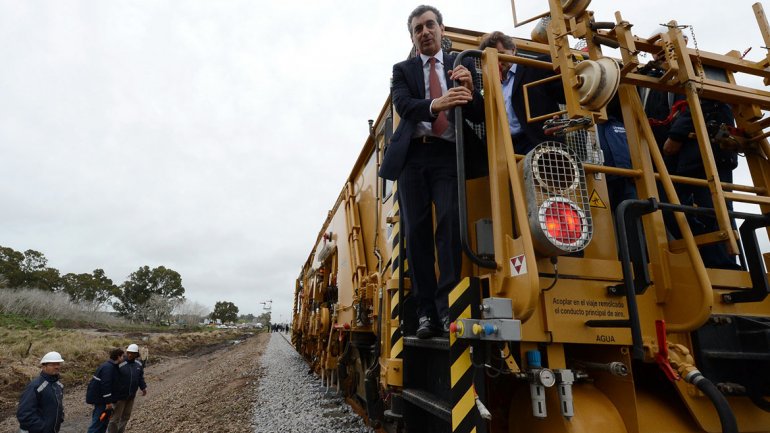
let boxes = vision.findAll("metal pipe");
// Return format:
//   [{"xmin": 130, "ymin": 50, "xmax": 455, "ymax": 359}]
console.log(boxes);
[
  {"xmin": 581, "ymin": 162, "xmax": 767, "ymax": 195},
  {"xmin": 613, "ymin": 198, "xmax": 651, "ymax": 360}
]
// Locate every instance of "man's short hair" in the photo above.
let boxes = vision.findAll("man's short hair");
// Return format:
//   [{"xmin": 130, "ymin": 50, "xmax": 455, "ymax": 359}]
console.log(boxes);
[
  {"xmin": 109, "ymin": 348, "xmax": 125, "ymax": 361},
  {"xmin": 479, "ymin": 31, "xmax": 516, "ymax": 51},
  {"xmin": 407, "ymin": 5, "xmax": 443, "ymax": 34}
]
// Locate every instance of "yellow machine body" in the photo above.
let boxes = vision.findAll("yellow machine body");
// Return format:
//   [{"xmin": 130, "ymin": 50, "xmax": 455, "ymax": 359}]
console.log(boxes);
[{"xmin": 292, "ymin": 2, "xmax": 770, "ymax": 432}]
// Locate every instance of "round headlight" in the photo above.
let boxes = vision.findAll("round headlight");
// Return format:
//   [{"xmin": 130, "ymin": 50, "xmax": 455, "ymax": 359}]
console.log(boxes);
[
  {"xmin": 538, "ymin": 197, "xmax": 590, "ymax": 250},
  {"xmin": 531, "ymin": 146, "xmax": 580, "ymax": 194}
]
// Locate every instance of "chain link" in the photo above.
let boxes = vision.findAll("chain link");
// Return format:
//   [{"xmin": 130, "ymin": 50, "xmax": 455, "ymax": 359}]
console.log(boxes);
[{"xmin": 689, "ymin": 25, "xmax": 705, "ymax": 94}]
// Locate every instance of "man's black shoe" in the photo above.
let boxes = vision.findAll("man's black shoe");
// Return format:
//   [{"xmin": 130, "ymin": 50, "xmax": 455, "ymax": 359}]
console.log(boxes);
[
  {"xmin": 441, "ymin": 315, "xmax": 451, "ymax": 336},
  {"xmin": 416, "ymin": 316, "xmax": 436, "ymax": 339}
]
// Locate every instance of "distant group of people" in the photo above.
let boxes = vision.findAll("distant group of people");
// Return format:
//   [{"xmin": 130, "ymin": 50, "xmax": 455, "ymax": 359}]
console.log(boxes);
[
  {"xmin": 17, "ymin": 344, "xmax": 147, "ymax": 433},
  {"xmin": 270, "ymin": 323, "xmax": 289, "ymax": 333},
  {"xmin": 379, "ymin": 5, "xmax": 740, "ymax": 339}
]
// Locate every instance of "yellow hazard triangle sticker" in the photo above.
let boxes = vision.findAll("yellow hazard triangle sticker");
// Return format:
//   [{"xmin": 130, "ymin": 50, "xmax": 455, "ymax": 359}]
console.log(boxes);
[{"xmin": 589, "ymin": 189, "xmax": 607, "ymax": 209}]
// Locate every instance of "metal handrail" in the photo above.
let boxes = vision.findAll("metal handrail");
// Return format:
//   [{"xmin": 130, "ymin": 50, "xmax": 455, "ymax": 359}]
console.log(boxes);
[
  {"xmin": 453, "ymin": 49, "xmax": 496, "ymax": 269},
  {"xmin": 590, "ymin": 197, "xmax": 770, "ymax": 361}
]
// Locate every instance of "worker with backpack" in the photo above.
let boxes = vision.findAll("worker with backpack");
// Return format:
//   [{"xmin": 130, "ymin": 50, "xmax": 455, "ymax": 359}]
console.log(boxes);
[{"xmin": 86, "ymin": 348, "xmax": 124, "ymax": 433}]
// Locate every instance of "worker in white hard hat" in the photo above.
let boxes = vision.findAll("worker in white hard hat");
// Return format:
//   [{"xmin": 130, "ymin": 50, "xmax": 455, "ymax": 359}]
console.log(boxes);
[
  {"xmin": 107, "ymin": 344, "xmax": 147, "ymax": 433},
  {"xmin": 16, "ymin": 351, "xmax": 65, "ymax": 433}
]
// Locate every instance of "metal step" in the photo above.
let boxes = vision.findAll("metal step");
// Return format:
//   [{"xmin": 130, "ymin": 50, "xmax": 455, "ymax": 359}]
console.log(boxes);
[
  {"xmin": 403, "ymin": 335, "xmax": 449, "ymax": 351},
  {"xmin": 402, "ymin": 388, "xmax": 451, "ymax": 422}
]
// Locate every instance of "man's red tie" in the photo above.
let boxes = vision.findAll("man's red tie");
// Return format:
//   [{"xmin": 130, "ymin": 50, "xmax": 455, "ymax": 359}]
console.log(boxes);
[{"xmin": 429, "ymin": 57, "xmax": 448, "ymax": 137}]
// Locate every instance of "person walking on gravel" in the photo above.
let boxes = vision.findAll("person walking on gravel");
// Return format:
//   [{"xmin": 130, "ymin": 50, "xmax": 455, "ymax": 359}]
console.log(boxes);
[
  {"xmin": 16, "ymin": 351, "xmax": 65, "ymax": 433},
  {"xmin": 108, "ymin": 344, "xmax": 146, "ymax": 433},
  {"xmin": 86, "ymin": 348, "xmax": 124, "ymax": 433}
]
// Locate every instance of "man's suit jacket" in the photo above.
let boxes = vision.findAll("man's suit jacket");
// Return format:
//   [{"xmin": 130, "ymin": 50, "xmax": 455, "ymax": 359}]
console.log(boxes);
[
  {"xmin": 379, "ymin": 52, "xmax": 487, "ymax": 181},
  {"xmin": 507, "ymin": 58, "xmax": 565, "ymax": 155}
]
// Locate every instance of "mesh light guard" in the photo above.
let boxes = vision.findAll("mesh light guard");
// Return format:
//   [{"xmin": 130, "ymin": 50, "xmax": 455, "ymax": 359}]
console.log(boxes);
[
  {"xmin": 524, "ymin": 142, "xmax": 593, "ymax": 256},
  {"xmin": 557, "ymin": 103, "xmax": 603, "ymax": 165},
  {"xmin": 566, "ymin": 127, "xmax": 603, "ymax": 165}
]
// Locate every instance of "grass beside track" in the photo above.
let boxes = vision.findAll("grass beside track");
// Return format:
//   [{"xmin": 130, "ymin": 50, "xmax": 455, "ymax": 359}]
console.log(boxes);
[
  {"xmin": 0, "ymin": 313, "xmax": 54, "ymax": 329},
  {"xmin": 0, "ymin": 323, "xmax": 263, "ymax": 422}
]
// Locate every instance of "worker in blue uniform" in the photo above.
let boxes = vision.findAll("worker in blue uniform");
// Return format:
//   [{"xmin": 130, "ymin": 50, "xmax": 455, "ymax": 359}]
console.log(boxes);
[{"xmin": 17, "ymin": 351, "xmax": 65, "ymax": 433}]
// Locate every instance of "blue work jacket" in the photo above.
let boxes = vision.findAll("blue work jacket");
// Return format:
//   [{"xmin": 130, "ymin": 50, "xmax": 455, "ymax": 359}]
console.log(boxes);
[{"xmin": 16, "ymin": 372, "xmax": 64, "ymax": 433}]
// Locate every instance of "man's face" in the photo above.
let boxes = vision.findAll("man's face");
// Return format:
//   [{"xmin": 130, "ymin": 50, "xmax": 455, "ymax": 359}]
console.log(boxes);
[
  {"xmin": 127, "ymin": 352, "xmax": 138, "ymax": 361},
  {"xmin": 495, "ymin": 41, "xmax": 515, "ymax": 76},
  {"xmin": 42, "ymin": 363, "xmax": 61, "ymax": 376},
  {"xmin": 410, "ymin": 11, "xmax": 443, "ymax": 57}
]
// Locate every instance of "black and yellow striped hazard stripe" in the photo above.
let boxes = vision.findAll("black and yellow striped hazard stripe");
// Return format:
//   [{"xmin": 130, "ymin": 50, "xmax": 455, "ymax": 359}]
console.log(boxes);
[
  {"xmin": 449, "ymin": 277, "xmax": 482, "ymax": 433},
  {"xmin": 389, "ymin": 187, "xmax": 406, "ymax": 359},
  {"xmin": 390, "ymin": 192, "xmax": 408, "ymax": 277},
  {"xmin": 389, "ymin": 291, "xmax": 403, "ymax": 358}
]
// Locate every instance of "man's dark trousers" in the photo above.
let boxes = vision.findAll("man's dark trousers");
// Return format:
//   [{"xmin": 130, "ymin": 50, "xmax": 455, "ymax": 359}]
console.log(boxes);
[
  {"xmin": 399, "ymin": 138, "xmax": 461, "ymax": 321},
  {"xmin": 87, "ymin": 404, "xmax": 109, "ymax": 433}
]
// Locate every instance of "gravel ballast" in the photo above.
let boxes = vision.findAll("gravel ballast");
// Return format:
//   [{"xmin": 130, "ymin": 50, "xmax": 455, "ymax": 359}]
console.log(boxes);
[{"xmin": 253, "ymin": 333, "xmax": 375, "ymax": 433}]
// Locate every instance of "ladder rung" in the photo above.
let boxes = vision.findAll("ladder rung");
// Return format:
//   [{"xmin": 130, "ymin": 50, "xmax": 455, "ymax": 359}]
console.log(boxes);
[{"xmin": 668, "ymin": 230, "xmax": 737, "ymax": 253}]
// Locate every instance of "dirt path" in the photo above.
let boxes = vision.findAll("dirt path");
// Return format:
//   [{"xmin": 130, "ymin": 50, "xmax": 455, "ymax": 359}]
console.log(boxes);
[{"xmin": 1, "ymin": 332, "xmax": 268, "ymax": 433}]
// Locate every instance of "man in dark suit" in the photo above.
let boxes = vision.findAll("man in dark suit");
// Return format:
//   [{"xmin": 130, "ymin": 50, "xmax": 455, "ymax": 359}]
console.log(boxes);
[
  {"xmin": 379, "ymin": 5, "xmax": 484, "ymax": 339},
  {"xmin": 478, "ymin": 31, "xmax": 564, "ymax": 155}
]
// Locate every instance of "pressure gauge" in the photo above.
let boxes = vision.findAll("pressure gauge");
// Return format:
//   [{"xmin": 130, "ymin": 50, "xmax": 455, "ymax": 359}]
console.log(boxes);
[{"xmin": 537, "ymin": 369, "xmax": 557, "ymax": 387}]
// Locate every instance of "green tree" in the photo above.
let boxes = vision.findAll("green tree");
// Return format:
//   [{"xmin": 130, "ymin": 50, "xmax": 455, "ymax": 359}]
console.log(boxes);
[
  {"xmin": 62, "ymin": 269, "xmax": 120, "ymax": 311},
  {"xmin": 0, "ymin": 247, "xmax": 61, "ymax": 291},
  {"xmin": 114, "ymin": 265, "xmax": 185, "ymax": 322},
  {"xmin": 20, "ymin": 249, "xmax": 47, "ymax": 273},
  {"xmin": 211, "ymin": 301, "xmax": 239, "ymax": 323},
  {"xmin": 27, "ymin": 266, "xmax": 62, "ymax": 292},
  {"xmin": 0, "ymin": 246, "xmax": 25, "ymax": 287}
]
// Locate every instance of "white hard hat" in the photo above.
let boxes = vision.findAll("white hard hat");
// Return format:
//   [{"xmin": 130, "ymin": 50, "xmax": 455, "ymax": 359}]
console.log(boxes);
[
  {"xmin": 126, "ymin": 344, "xmax": 140, "ymax": 353},
  {"xmin": 40, "ymin": 351, "xmax": 64, "ymax": 364}
]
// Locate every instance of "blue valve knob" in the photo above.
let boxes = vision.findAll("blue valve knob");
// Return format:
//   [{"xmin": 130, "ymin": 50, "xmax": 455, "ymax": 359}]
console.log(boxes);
[
  {"xmin": 526, "ymin": 350, "xmax": 542, "ymax": 368},
  {"xmin": 483, "ymin": 323, "xmax": 497, "ymax": 336}
]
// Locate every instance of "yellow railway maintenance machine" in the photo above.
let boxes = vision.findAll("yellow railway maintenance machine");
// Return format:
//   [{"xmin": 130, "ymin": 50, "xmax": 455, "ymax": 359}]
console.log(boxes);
[{"xmin": 292, "ymin": 1, "xmax": 770, "ymax": 432}]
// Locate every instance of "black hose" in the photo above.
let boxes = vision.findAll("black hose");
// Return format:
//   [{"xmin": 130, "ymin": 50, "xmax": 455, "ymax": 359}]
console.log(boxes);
[
  {"xmin": 590, "ymin": 21, "xmax": 616, "ymax": 30},
  {"xmin": 688, "ymin": 372, "xmax": 738, "ymax": 433},
  {"xmin": 749, "ymin": 388, "xmax": 770, "ymax": 413},
  {"xmin": 452, "ymin": 49, "xmax": 496, "ymax": 269}
]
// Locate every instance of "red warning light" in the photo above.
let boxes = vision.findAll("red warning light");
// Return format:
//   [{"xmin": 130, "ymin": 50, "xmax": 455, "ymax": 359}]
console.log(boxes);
[{"xmin": 542, "ymin": 200, "xmax": 586, "ymax": 246}]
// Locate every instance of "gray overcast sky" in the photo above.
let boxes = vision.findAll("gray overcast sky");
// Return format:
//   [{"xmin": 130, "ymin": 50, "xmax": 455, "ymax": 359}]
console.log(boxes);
[{"xmin": 0, "ymin": 1, "xmax": 762, "ymax": 322}]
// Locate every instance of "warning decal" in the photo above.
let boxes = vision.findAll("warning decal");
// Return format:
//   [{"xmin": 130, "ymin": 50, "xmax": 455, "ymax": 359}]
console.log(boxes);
[
  {"xmin": 509, "ymin": 255, "xmax": 527, "ymax": 276},
  {"xmin": 589, "ymin": 189, "xmax": 607, "ymax": 209}
]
